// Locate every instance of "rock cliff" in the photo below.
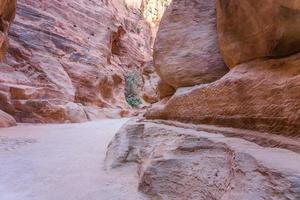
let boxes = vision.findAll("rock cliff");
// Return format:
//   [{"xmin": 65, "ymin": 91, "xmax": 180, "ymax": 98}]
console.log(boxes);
[
  {"xmin": 146, "ymin": 0, "xmax": 300, "ymax": 136},
  {"xmin": 0, "ymin": 0, "xmax": 153, "ymax": 123}
]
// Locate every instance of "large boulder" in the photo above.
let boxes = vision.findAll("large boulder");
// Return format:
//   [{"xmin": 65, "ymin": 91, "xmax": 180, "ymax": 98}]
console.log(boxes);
[
  {"xmin": 106, "ymin": 119, "xmax": 300, "ymax": 199},
  {"xmin": 0, "ymin": 0, "xmax": 16, "ymax": 59},
  {"xmin": 154, "ymin": 0, "xmax": 229, "ymax": 88},
  {"xmin": 0, "ymin": 109, "xmax": 16, "ymax": 127},
  {"xmin": 217, "ymin": 0, "xmax": 300, "ymax": 68},
  {"xmin": 146, "ymin": 53, "xmax": 300, "ymax": 136}
]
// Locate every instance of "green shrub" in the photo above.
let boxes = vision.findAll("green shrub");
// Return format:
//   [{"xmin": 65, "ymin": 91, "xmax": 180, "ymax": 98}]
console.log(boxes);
[
  {"xmin": 126, "ymin": 95, "xmax": 142, "ymax": 108},
  {"xmin": 124, "ymin": 71, "xmax": 142, "ymax": 108}
]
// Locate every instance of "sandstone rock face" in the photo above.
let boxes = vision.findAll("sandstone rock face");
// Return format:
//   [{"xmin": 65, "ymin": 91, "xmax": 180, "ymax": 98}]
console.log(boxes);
[
  {"xmin": 0, "ymin": 0, "xmax": 16, "ymax": 59},
  {"xmin": 106, "ymin": 120, "xmax": 300, "ymax": 199},
  {"xmin": 0, "ymin": 109, "xmax": 16, "ymax": 127},
  {"xmin": 147, "ymin": 0, "xmax": 300, "ymax": 136},
  {"xmin": 141, "ymin": 61, "xmax": 160, "ymax": 103},
  {"xmin": 0, "ymin": 0, "xmax": 152, "ymax": 123},
  {"xmin": 217, "ymin": 0, "xmax": 300, "ymax": 68},
  {"xmin": 146, "ymin": 54, "xmax": 300, "ymax": 136},
  {"xmin": 154, "ymin": 0, "xmax": 229, "ymax": 88}
]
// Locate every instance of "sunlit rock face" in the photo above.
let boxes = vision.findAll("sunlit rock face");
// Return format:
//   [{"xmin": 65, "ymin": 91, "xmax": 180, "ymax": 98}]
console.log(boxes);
[
  {"xmin": 0, "ymin": 0, "xmax": 16, "ymax": 59},
  {"xmin": 0, "ymin": 0, "xmax": 152, "ymax": 123}
]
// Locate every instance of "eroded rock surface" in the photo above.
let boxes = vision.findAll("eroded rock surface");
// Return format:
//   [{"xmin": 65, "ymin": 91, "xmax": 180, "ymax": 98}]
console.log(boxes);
[
  {"xmin": 106, "ymin": 119, "xmax": 300, "ymax": 199},
  {"xmin": 0, "ymin": 0, "xmax": 152, "ymax": 123},
  {"xmin": 154, "ymin": 0, "xmax": 229, "ymax": 88},
  {"xmin": 217, "ymin": 0, "xmax": 300, "ymax": 68},
  {"xmin": 146, "ymin": 54, "xmax": 300, "ymax": 136},
  {"xmin": 147, "ymin": 0, "xmax": 300, "ymax": 136}
]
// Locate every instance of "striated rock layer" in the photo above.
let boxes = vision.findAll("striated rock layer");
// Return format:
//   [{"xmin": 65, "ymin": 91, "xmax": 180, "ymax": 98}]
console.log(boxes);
[
  {"xmin": 0, "ymin": 0, "xmax": 153, "ymax": 123},
  {"xmin": 154, "ymin": 0, "xmax": 229, "ymax": 88},
  {"xmin": 106, "ymin": 119, "xmax": 300, "ymax": 200},
  {"xmin": 146, "ymin": 54, "xmax": 300, "ymax": 136}
]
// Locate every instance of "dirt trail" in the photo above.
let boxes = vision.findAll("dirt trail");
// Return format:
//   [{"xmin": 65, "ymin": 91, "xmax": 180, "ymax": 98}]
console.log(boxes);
[{"xmin": 0, "ymin": 119, "xmax": 148, "ymax": 200}]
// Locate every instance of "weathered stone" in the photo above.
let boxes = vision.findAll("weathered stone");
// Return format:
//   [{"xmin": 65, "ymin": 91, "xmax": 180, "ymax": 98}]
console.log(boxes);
[
  {"xmin": 106, "ymin": 120, "xmax": 300, "ymax": 200},
  {"xmin": 217, "ymin": 0, "xmax": 300, "ymax": 68},
  {"xmin": 154, "ymin": 0, "xmax": 229, "ymax": 88},
  {"xmin": 146, "ymin": 54, "xmax": 300, "ymax": 136}
]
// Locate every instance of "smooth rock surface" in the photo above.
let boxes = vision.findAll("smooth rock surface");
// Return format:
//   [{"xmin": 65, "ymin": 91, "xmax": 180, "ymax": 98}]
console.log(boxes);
[
  {"xmin": 0, "ymin": 109, "xmax": 16, "ymax": 127},
  {"xmin": 217, "ymin": 0, "xmax": 300, "ymax": 68},
  {"xmin": 106, "ymin": 119, "xmax": 300, "ymax": 200},
  {"xmin": 154, "ymin": 0, "xmax": 229, "ymax": 88},
  {"xmin": 146, "ymin": 54, "xmax": 300, "ymax": 136}
]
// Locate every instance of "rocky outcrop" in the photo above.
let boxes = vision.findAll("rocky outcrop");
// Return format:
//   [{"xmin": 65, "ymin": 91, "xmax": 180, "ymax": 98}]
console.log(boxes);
[
  {"xmin": 106, "ymin": 119, "xmax": 300, "ymax": 199},
  {"xmin": 217, "ymin": 0, "xmax": 300, "ymax": 68},
  {"xmin": 146, "ymin": 54, "xmax": 300, "ymax": 136},
  {"xmin": 146, "ymin": 0, "xmax": 300, "ymax": 136},
  {"xmin": 0, "ymin": 0, "xmax": 16, "ymax": 59},
  {"xmin": 0, "ymin": 0, "xmax": 152, "ymax": 123},
  {"xmin": 154, "ymin": 0, "xmax": 229, "ymax": 88},
  {"xmin": 0, "ymin": 109, "xmax": 16, "ymax": 127}
]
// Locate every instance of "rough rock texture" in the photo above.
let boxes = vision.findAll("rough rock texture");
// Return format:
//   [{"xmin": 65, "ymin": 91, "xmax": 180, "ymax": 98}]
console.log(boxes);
[
  {"xmin": 154, "ymin": 0, "xmax": 229, "ymax": 88},
  {"xmin": 147, "ymin": 0, "xmax": 300, "ymax": 136},
  {"xmin": 0, "ymin": 109, "xmax": 16, "ymax": 127},
  {"xmin": 106, "ymin": 119, "xmax": 300, "ymax": 200},
  {"xmin": 141, "ymin": 61, "xmax": 160, "ymax": 103},
  {"xmin": 0, "ymin": 0, "xmax": 16, "ymax": 59},
  {"xmin": 146, "ymin": 54, "xmax": 300, "ymax": 136},
  {"xmin": 217, "ymin": 0, "xmax": 300, "ymax": 68},
  {"xmin": 0, "ymin": 0, "xmax": 152, "ymax": 123}
]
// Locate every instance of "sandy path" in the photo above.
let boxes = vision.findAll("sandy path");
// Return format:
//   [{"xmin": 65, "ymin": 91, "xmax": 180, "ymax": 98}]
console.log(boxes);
[{"xmin": 0, "ymin": 119, "xmax": 147, "ymax": 200}]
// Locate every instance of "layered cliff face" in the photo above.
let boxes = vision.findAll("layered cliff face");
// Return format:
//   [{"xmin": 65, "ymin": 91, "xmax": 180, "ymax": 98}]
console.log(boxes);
[
  {"xmin": 146, "ymin": 0, "xmax": 300, "ymax": 136},
  {"xmin": 0, "ymin": 0, "xmax": 153, "ymax": 123}
]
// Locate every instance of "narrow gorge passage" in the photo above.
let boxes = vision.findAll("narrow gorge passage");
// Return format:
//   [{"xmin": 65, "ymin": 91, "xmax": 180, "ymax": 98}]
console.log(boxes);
[{"xmin": 0, "ymin": 119, "xmax": 148, "ymax": 200}]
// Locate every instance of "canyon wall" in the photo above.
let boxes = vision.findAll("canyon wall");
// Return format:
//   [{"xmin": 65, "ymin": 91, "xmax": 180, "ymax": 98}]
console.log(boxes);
[
  {"xmin": 0, "ymin": 0, "xmax": 154, "ymax": 124},
  {"xmin": 146, "ymin": 0, "xmax": 300, "ymax": 136}
]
